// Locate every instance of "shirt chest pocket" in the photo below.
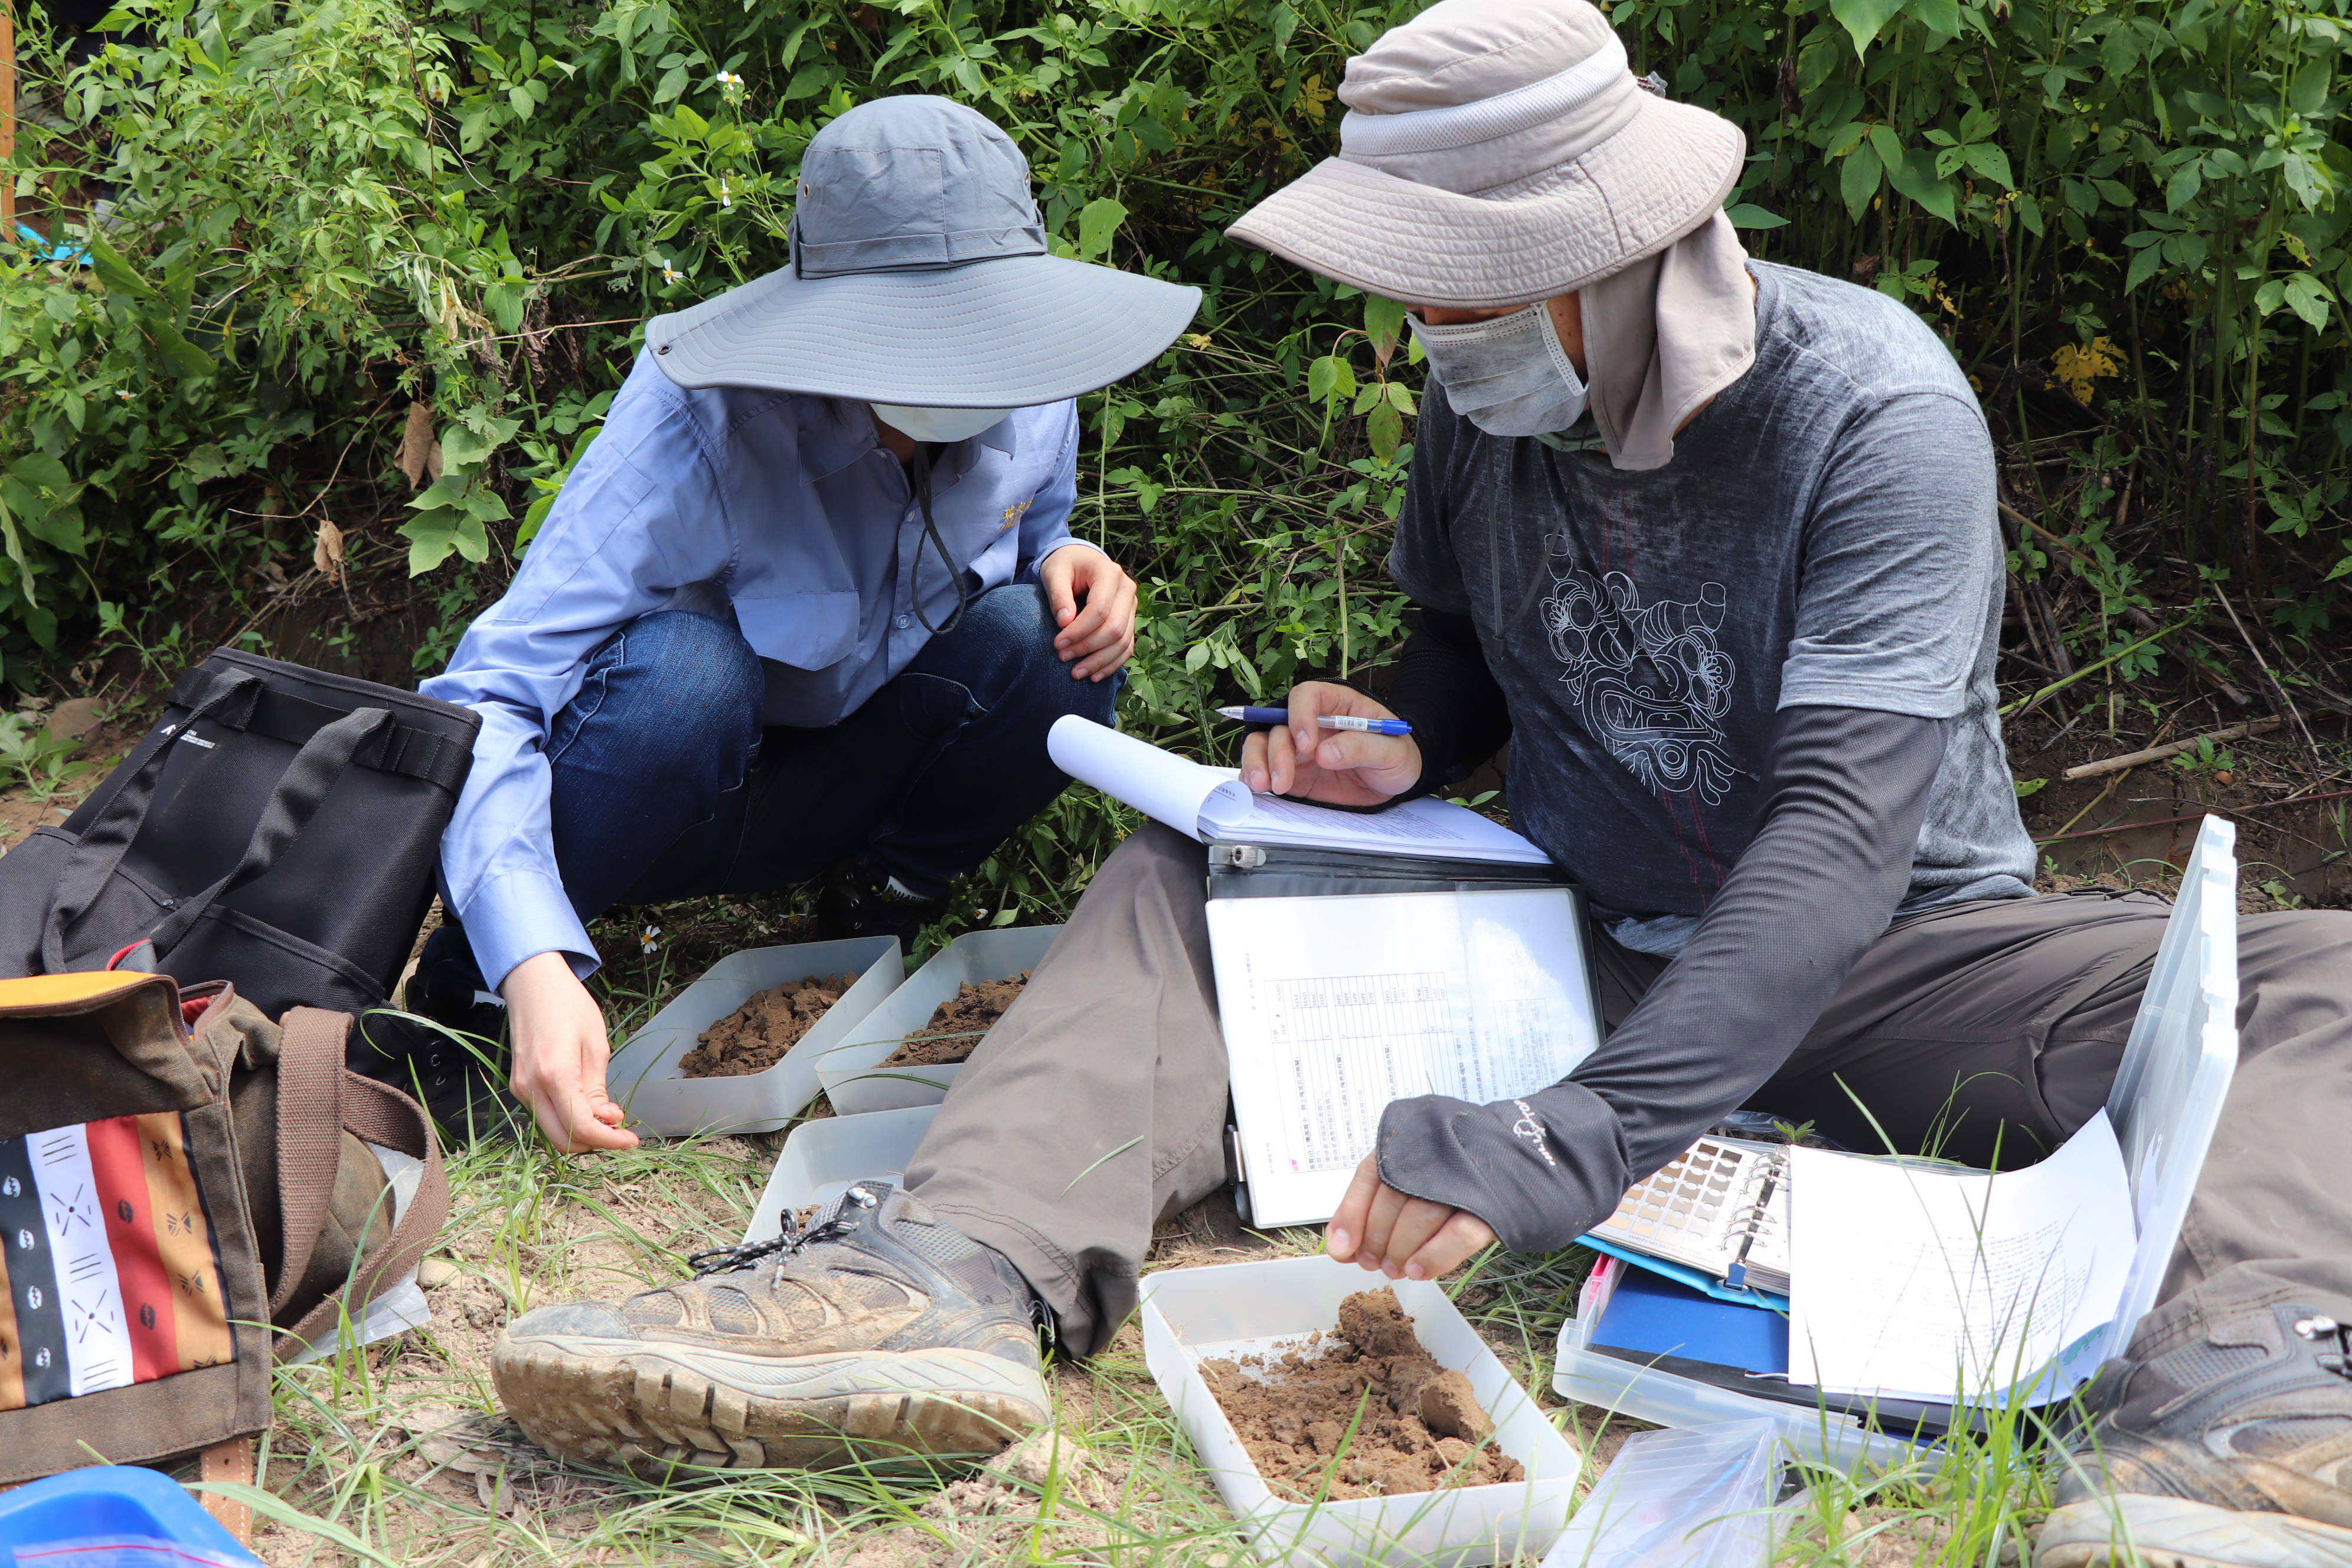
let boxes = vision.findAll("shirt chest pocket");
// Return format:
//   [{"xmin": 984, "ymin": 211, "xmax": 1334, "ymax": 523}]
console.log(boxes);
[{"xmin": 733, "ymin": 590, "xmax": 861, "ymax": 672}]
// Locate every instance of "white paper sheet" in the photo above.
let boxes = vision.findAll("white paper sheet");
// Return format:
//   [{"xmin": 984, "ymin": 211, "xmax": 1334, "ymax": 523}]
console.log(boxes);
[
  {"xmin": 1048, "ymin": 715, "xmax": 1551, "ymax": 865},
  {"xmin": 1046, "ymin": 714, "xmax": 1252, "ymax": 839},
  {"xmin": 1786, "ymin": 1111, "xmax": 2134, "ymax": 1405},
  {"xmin": 1210, "ymin": 889, "xmax": 1600, "ymax": 1228}
]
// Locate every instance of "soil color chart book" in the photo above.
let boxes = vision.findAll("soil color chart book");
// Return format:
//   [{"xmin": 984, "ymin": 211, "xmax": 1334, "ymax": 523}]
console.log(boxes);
[{"xmin": 1207, "ymin": 888, "xmax": 1599, "ymax": 1227}]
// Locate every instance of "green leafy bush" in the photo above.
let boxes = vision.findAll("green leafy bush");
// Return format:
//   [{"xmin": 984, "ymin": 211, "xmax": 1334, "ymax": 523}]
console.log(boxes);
[{"xmin": 3, "ymin": 0, "xmax": 2350, "ymax": 916}]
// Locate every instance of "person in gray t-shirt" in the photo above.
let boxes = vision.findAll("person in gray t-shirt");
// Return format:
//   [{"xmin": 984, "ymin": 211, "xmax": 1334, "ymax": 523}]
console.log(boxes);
[{"xmin": 1213, "ymin": 4, "xmax": 2352, "ymax": 1565}]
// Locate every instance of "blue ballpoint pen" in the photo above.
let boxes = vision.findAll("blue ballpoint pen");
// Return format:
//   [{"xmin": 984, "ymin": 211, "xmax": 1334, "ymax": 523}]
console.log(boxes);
[{"xmin": 1214, "ymin": 705, "xmax": 1415, "ymax": 737}]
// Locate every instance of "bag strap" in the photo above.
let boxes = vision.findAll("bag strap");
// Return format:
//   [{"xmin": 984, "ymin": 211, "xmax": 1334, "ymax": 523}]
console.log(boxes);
[
  {"xmin": 135, "ymin": 705, "xmax": 394, "ymax": 964},
  {"xmin": 165, "ymin": 665, "xmax": 472, "ymax": 793},
  {"xmin": 39, "ymin": 672, "xmax": 262, "ymax": 972},
  {"xmin": 277, "ymin": 1072, "xmax": 451, "ymax": 1358},
  {"xmin": 199, "ymin": 1438, "xmax": 256, "ymax": 1545},
  {"xmin": 270, "ymin": 1007, "xmax": 349, "ymax": 1318}
]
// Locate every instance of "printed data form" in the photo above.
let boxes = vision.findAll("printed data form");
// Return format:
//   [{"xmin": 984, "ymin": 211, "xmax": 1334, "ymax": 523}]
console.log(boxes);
[
  {"xmin": 1208, "ymin": 888, "xmax": 1600, "ymax": 1229},
  {"xmin": 1787, "ymin": 1110, "xmax": 2135, "ymax": 1406}
]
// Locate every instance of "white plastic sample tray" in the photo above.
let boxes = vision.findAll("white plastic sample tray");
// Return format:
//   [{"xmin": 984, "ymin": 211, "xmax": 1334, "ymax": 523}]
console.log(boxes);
[
  {"xmin": 1555, "ymin": 816, "xmax": 2241, "ymax": 1473},
  {"xmin": 605, "ymin": 935, "xmax": 903, "ymax": 1136},
  {"xmin": 1140, "ymin": 1255, "xmax": 1582, "ymax": 1568},
  {"xmin": 814, "ymin": 925, "xmax": 1061, "ymax": 1114},
  {"xmin": 742, "ymin": 1104, "xmax": 940, "ymax": 1245}
]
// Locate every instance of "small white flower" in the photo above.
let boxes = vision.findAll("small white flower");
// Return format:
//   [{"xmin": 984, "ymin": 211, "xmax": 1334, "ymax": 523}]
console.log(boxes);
[
  {"xmin": 719, "ymin": 177, "xmax": 732, "ymax": 210},
  {"xmin": 655, "ymin": 256, "xmax": 682, "ymax": 285},
  {"xmin": 116, "ymin": 390, "xmax": 132, "ymax": 401},
  {"xmin": 640, "ymin": 924, "xmax": 662, "ymax": 952},
  {"xmin": 717, "ymin": 70, "xmax": 743, "ymax": 88}
]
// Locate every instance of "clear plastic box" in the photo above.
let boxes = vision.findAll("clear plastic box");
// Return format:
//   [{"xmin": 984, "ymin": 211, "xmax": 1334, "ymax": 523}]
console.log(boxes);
[
  {"xmin": 814, "ymin": 926, "xmax": 1061, "ymax": 1115},
  {"xmin": 1541, "ymin": 1418, "xmax": 1779, "ymax": 1568},
  {"xmin": 1554, "ymin": 817, "xmax": 2241, "ymax": 1470},
  {"xmin": 604, "ymin": 936, "xmax": 903, "ymax": 1136},
  {"xmin": 1140, "ymin": 1255, "xmax": 1584, "ymax": 1568},
  {"xmin": 741, "ymin": 1103, "xmax": 940, "ymax": 1244}
]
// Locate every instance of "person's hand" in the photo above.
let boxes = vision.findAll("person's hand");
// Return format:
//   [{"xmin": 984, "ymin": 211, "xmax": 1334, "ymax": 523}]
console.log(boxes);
[
  {"xmin": 1040, "ymin": 545, "xmax": 1138, "ymax": 682},
  {"xmin": 1239, "ymin": 681, "xmax": 1423, "ymax": 806},
  {"xmin": 502, "ymin": 951, "xmax": 639, "ymax": 1153},
  {"xmin": 1324, "ymin": 1152, "xmax": 1497, "ymax": 1281}
]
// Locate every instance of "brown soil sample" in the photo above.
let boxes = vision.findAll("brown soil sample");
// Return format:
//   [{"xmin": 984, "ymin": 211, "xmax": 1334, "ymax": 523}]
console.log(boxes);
[
  {"xmin": 1199, "ymin": 1288, "xmax": 1522, "ymax": 1501},
  {"xmin": 878, "ymin": 974, "xmax": 1029, "ymax": 1067},
  {"xmin": 677, "ymin": 974, "xmax": 857, "ymax": 1078}
]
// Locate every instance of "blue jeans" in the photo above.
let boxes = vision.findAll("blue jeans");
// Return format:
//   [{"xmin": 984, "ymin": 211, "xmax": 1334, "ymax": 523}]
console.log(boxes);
[{"xmin": 540, "ymin": 586, "xmax": 1116, "ymax": 923}]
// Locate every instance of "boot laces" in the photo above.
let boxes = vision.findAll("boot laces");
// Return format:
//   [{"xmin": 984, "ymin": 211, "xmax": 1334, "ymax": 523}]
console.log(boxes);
[
  {"xmin": 686, "ymin": 1182, "xmax": 884, "ymax": 1278},
  {"xmin": 2294, "ymin": 1315, "xmax": 2352, "ymax": 1380}
]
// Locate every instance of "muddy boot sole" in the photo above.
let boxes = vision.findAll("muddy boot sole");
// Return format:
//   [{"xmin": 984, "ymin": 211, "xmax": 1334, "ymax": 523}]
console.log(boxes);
[
  {"xmin": 491, "ymin": 1330, "xmax": 1049, "ymax": 1476},
  {"xmin": 2039, "ymin": 1495, "xmax": 2352, "ymax": 1568}
]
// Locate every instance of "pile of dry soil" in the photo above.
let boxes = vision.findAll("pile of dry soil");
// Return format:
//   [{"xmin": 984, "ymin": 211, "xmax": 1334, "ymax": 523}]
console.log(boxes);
[
  {"xmin": 1199, "ymin": 1288, "xmax": 1521, "ymax": 1501},
  {"xmin": 677, "ymin": 974, "xmax": 857, "ymax": 1078},
  {"xmin": 878, "ymin": 974, "xmax": 1028, "ymax": 1067}
]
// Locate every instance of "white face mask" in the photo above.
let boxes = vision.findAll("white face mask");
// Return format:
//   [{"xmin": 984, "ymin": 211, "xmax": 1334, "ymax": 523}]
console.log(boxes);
[
  {"xmin": 870, "ymin": 403, "xmax": 1014, "ymax": 444},
  {"xmin": 1407, "ymin": 304, "xmax": 1587, "ymax": 437}
]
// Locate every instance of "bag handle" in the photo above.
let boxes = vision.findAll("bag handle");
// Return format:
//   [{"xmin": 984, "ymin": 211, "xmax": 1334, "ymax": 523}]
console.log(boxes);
[
  {"xmin": 142, "ymin": 705, "xmax": 393, "ymax": 961},
  {"xmin": 278, "ymin": 1073, "xmax": 452, "ymax": 1359},
  {"xmin": 44, "ymin": 703, "xmax": 393, "ymax": 972},
  {"xmin": 269, "ymin": 1008, "xmax": 348, "ymax": 1318},
  {"xmin": 40, "ymin": 672, "xmax": 262, "ymax": 971}
]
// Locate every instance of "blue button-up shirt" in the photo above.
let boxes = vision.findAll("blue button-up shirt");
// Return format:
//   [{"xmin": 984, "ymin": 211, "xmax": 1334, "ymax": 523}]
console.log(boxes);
[{"xmin": 420, "ymin": 349, "xmax": 1093, "ymax": 989}]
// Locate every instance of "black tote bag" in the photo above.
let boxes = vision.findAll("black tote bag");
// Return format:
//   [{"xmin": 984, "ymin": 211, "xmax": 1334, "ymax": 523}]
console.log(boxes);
[{"xmin": 0, "ymin": 650, "xmax": 479, "ymax": 1015}]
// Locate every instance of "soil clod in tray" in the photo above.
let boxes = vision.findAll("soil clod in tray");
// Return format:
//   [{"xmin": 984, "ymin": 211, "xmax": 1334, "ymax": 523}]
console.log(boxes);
[
  {"xmin": 677, "ymin": 974, "xmax": 857, "ymax": 1079},
  {"xmin": 878, "ymin": 974, "xmax": 1029, "ymax": 1067},
  {"xmin": 1198, "ymin": 1287, "xmax": 1523, "ymax": 1501}
]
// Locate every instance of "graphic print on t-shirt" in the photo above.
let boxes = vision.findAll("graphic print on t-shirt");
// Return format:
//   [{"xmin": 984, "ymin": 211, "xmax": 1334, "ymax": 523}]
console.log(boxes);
[
  {"xmin": 0, "ymin": 1113, "xmax": 233, "ymax": 1412},
  {"xmin": 1538, "ymin": 556, "xmax": 1739, "ymax": 805}
]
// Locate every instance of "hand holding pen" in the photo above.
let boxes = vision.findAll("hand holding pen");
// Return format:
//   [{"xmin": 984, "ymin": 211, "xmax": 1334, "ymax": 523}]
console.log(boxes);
[{"xmin": 1234, "ymin": 681, "xmax": 1423, "ymax": 806}]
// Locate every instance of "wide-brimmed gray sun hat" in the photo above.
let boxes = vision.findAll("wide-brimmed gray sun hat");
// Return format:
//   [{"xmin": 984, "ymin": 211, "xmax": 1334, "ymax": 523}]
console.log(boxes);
[
  {"xmin": 648, "ymin": 97, "xmax": 1200, "ymax": 406},
  {"xmin": 1226, "ymin": 0, "xmax": 1744, "ymax": 308}
]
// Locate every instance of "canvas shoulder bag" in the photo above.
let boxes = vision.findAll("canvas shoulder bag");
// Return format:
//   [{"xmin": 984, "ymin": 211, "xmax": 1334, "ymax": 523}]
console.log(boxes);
[{"xmin": 0, "ymin": 971, "xmax": 448, "ymax": 1485}]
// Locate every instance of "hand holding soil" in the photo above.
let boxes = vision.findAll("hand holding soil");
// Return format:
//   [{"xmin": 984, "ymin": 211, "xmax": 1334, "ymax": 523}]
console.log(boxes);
[
  {"xmin": 878, "ymin": 974, "xmax": 1029, "ymax": 1068},
  {"xmin": 1199, "ymin": 1288, "xmax": 1521, "ymax": 1501},
  {"xmin": 678, "ymin": 974, "xmax": 857, "ymax": 1079}
]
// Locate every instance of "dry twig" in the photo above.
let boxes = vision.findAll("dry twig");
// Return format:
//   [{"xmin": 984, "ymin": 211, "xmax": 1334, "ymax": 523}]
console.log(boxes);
[{"xmin": 2063, "ymin": 717, "xmax": 2288, "ymax": 780}]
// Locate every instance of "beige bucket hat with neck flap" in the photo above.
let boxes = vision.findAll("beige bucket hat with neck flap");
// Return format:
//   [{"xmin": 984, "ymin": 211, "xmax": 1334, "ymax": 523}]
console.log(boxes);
[{"xmin": 1227, "ymin": 0, "xmax": 1746, "ymax": 308}]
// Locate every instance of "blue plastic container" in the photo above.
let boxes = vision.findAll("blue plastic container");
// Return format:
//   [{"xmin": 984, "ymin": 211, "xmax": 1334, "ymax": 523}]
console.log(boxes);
[{"xmin": 0, "ymin": 1465, "xmax": 263, "ymax": 1567}]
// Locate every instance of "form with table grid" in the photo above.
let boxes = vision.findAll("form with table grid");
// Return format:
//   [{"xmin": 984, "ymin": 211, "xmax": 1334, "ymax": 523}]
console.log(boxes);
[{"xmin": 1210, "ymin": 888, "xmax": 1600, "ymax": 1227}]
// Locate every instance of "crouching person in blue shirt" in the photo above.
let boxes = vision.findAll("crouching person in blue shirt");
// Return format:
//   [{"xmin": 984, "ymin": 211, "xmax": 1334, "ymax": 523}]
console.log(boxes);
[{"xmin": 403, "ymin": 96, "xmax": 1198, "ymax": 1154}]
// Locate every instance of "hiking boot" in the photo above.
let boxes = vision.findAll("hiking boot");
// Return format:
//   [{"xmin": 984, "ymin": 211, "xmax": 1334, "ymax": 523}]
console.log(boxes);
[
  {"xmin": 491, "ymin": 1181, "xmax": 1050, "ymax": 1476},
  {"xmin": 816, "ymin": 854, "xmax": 946, "ymax": 946},
  {"xmin": 348, "ymin": 925, "xmax": 518, "ymax": 1142},
  {"xmin": 2036, "ymin": 1301, "xmax": 2352, "ymax": 1567}
]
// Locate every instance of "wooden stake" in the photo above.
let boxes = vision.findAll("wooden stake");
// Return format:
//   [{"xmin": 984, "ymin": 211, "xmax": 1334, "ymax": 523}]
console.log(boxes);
[{"xmin": 1, "ymin": 0, "xmax": 17, "ymax": 231}]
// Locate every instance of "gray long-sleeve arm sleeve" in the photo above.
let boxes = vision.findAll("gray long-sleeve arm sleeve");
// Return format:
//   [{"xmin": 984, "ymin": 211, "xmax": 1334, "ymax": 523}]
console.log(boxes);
[{"xmin": 1371, "ymin": 703, "xmax": 1949, "ymax": 1253}]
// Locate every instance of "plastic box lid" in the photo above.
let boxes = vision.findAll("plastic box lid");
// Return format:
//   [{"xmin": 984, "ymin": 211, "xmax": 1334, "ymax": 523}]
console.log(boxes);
[
  {"xmin": 815, "ymin": 926, "xmax": 1061, "ymax": 1115},
  {"xmin": 605, "ymin": 935, "xmax": 903, "ymax": 1136},
  {"xmin": 1540, "ymin": 1418, "xmax": 1779, "ymax": 1568},
  {"xmin": 1555, "ymin": 816, "xmax": 2240, "ymax": 1466},
  {"xmin": 0, "ymin": 1465, "xmax": 262, "ymax": 1564}
]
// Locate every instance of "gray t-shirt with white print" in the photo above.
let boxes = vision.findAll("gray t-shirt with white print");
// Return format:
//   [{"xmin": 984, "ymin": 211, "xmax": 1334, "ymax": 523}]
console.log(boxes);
[{"xmin": 1389, "ymin": 260, "xmax": 2035, "ymax": 949}]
